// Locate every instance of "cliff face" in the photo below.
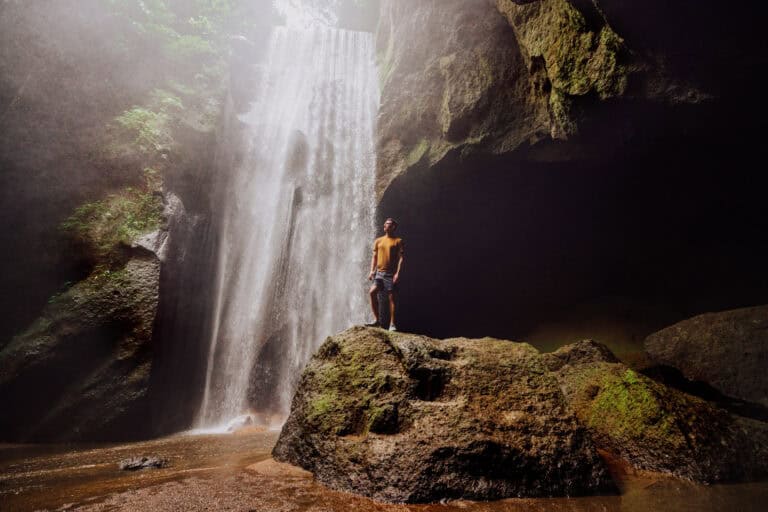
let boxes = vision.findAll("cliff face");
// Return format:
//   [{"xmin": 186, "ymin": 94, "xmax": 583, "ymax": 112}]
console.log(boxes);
[
  {"xmin": 375, "ymin": 0, "xmax": 714, "ymax": 198},
  {"xmin": 0, "ymin": 194, "xmax": 166, "ymax": 440},
  {"xmin": 0, "ymin": 0, "xmax": 276, "ymax": 440},
  {"xmin": 374, "ymin": 0, "xmax": 768, "ymax": 341},
  {"xmin": 376, "ymin": 0, "xmax": 550, "ymax": 198}
]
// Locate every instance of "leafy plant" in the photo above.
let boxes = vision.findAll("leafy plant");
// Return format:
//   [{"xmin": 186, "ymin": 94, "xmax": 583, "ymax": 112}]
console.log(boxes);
[{"xmin": 60, "ymin": 187, "xmax": 164, "ymax": 267}]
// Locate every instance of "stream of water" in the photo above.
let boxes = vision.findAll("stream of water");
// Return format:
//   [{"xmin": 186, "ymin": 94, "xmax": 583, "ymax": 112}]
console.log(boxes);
[
  {"xmin": 196, "ymin": 23, "xmax": 379, "ymax": 430},
  {"xmin": 3, "ymin": 437, "xmax": 767, "ymax": 512}
]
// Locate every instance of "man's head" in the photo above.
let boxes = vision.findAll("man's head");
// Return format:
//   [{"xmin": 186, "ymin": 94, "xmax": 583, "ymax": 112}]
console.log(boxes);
[{"xmin": 383, "ymin": 217, "xmax": 398, "ymax": 235}]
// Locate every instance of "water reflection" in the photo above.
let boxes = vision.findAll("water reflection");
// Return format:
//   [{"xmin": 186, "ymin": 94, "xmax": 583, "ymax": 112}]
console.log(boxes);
[{"xmin": 1, "ymin": 432, "xmax": 766, "ymax": 511}]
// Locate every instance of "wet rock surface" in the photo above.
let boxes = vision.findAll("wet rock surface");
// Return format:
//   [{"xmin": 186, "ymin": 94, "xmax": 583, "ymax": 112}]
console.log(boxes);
[
  {"xmin": 274, "ymin": 328, "xmax": 768, "ymax": 503},
  {"xmin": 274, "ymin": 327, "xmax": 615, "ymax": 502},
  {"xmin": 374, "ymin": 0, "xmax": 718, "ymax": 198},
  {"xmin": 550, "ymin": 341, "xmax": 768, "ymax": 482},
  {"xmin": 119, "ymin": 456, "xmax": 168, "ymax": 471},
  {"xmin": 0, "ymin": 256, "xmax": 160, "ymax": 441},
  {"xmin": 644, "ymin": 305, "xmax": 768, "ymax": 408},
  {"xmin": 0, "ymin": 193, "xmax": 177, "ymax": 441}
]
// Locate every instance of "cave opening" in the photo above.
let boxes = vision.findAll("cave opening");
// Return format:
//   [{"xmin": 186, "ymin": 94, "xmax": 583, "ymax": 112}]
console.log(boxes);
[{"xmin": 378, "ymin": 103, "xmax": 768, "ymax": 354}]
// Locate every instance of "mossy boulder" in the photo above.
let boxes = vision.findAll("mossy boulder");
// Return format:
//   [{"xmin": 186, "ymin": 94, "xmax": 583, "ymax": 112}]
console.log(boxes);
[
  {"xmin": 60, "ymin": 184, "xmax": 164, "ymax": 268},
  {"xmin": 275, "ymin": 330, "xmax": 768, "ymax": 502},
  {"xmin": 548, "ymin": 340, "xmax": 768, "ymax": 481},
  {"xmin": 274, "ymin": 327, "xmax": 615, "ymax": 502},
  {"xmin": 644, "ymin": 305, "xmax": 768, "ymax": 408},
  {"xmin": 0, "ymin": 188, "xmax": 169, "ymax": 441}
]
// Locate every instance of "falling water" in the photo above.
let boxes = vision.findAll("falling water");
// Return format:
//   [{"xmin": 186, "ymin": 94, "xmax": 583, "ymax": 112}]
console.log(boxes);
[{"xmin": 196, "ymin": 24, "xmax": 379, "ymax": 429}]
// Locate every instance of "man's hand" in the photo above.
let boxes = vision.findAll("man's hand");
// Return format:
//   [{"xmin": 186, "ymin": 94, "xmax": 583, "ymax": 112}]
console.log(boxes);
[
  {"xmin": 368, "ymin": 271, "xmax": 375, "ymax": 281},
  {"xmin": 393, "ymin": 273, "xmax": 399, "ymax": 284}
]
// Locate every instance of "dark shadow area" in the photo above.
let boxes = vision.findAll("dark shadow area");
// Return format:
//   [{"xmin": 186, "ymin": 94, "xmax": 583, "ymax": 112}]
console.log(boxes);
[
  {"xmin": 379, "ymin": 100, "xmax": 768, "ymax": 344},
  {"xmin": 642, "ymin": 365, "xmax": 768, "ymax": 423}
]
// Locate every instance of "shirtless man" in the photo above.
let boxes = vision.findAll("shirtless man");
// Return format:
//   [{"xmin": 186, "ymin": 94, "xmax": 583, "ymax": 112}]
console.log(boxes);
[{"xmin": 366, "ymin": 218, "xmax": 404, "ymax": 331}]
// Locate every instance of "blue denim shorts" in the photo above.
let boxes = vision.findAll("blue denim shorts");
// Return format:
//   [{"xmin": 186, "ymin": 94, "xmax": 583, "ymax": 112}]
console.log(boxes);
[{"xmin": 374, "ymin": 270, "xmax": 397, "ymax": 292}]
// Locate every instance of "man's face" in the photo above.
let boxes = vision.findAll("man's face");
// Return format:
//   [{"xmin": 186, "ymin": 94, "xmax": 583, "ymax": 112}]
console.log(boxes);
[{"xmin": 383, "ymin": 220, "xmax": 396, "ymax": 234}]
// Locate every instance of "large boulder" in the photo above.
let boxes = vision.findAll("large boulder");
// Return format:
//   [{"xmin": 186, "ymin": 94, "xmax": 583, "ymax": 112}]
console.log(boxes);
[
  {"xmin": 547, "ymin": 340, "xmax": 768, "ymax": 482},
  {"xmin": 0, "ymin": 257, "xmax": 159, "ymax": 441},
  {"xmin": 273, "ymin": 327, "xmax": 614, "ymax": 502},
  {"xmin": 644, "ymin": 305, "xmax": 768, "ymax": 408},
  {"xmin": 0, "ymin": 188, "xmax": 173, "ymax": 441},
  {"xmin": 274, "ymin": 328, "xmax": 768, "ymax": 503}
]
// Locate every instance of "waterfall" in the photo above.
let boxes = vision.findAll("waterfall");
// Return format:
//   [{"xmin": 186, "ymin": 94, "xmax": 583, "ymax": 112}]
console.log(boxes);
[{"xmin": 195, "ymin": 25, "xmax": 379, "ymax": 429}]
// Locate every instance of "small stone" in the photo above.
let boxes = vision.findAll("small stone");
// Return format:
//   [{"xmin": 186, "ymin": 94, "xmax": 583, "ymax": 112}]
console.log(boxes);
[{"xmin": 119, "ymin": 456, "xmax": 167, "ymax": 471}]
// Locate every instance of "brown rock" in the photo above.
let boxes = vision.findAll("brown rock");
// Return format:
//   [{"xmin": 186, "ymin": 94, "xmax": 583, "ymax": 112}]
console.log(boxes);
[
  {"xmin": 644, "ymin": 305, "xmax": 768, "ymax": 408},
  {"xmin": 273, "ymin": 327, "xmax": 614, "ymax": 502}
]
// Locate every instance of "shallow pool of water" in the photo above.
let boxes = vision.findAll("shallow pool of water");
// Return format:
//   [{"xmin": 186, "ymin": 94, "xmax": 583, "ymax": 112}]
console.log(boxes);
[{"xmin": 1, "ymin": 431, "xmax": 766, "ymax": 511}]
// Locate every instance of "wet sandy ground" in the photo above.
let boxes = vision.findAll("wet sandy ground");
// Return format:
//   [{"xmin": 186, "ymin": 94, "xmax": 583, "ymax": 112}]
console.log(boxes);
[{"xmin": 2, "ymin": 430, "xmax": 767, "ymax": 512}]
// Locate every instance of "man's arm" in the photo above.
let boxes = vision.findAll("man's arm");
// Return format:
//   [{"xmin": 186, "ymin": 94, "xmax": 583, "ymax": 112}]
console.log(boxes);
[
  {"xmin": 368, "ymin": 241, "xmax": 378, "ymax": 280},
  {"xmin": 393, "ymin": 241, "xmax": 404, "ymax": 283}
]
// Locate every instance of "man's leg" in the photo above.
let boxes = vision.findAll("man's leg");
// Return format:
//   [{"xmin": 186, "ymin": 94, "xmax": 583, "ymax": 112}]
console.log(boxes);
[
  {"xmin": 368, "ymin": 284, "xmax": 380, "ymax": 325},
  {"xmin": 388, "ymin": 291, "xmax": 396, "ymax": 330}
]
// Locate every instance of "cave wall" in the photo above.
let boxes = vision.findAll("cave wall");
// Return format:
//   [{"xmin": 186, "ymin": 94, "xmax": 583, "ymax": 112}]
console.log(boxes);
[
  {"xmin": 0, "ymin": 0, "xmax": 277, "ymax": 440},
  {"xmin": 375, "ymin": 0, "xmax": 768, "ymax": 345}
]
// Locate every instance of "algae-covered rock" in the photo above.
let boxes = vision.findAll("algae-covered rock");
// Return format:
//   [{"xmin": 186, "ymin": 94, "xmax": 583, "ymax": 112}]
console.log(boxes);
[
  {"xmin": 550, "ymin": 340, "xmax": 768, "ymax": 482},
  {"xmin": 374, "ymin": 0, "xmax": 708, "ymax": 198},
  {"xmin": 644, "ymin": 305, "xmax": 768, "ymax": 408},
  {"xmin": 0, "ymin": 188, "xmax": 168, "ymax": 441},
  {"xmin": 275, "ymin": 330, "xmax": 768, "ymax": 502},
  {"xmin": 375, "ymin": 0, "xmax": 551, "ymax": 198},
  {"xmin": 274, "ymin": 327, "xmax": 614, "ymax": 502},
  {"xmin": 495, "ymin": 0, "xmax": 631, "ymax": 138}
]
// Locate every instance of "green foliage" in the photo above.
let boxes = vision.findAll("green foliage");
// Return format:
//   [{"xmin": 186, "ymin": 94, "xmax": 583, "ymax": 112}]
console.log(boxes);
[
  {"xmin": 165, "ymin": 34, "xmax": 216, "ymax": 61},
  {"xmin": 100, "ymin": 0, "xmax": 239, "ymax": 172},
  {"xmin": 115, "ymin": 107, "xmax": 172, "ymax": 154},
  {"xmin": 111, "ymin": 88, "xmax": 186, "ymax": 157},
  {"xmin": 60, "ymin": 187, "xmax": 163, "ymax": 266}
]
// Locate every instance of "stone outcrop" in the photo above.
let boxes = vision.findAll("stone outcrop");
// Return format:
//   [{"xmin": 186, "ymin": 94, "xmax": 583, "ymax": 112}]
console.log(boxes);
[
  {"xmin": 644, "ymin": 306, "xmax": 768, "ymax": 408},
  {"xmin": 0, "ymin": 192, "xmax": 178, "ymax": 441},
  {"xmin": 548, "ymin": 340, "xmax": 768, "ymax": 482},
  {"xmin": 274, "ymin": 328, "xmax": 768, "ymax": 503},
  {"xmin": 375, "ymin": 0, "xmax": 723, "ymax": 198},
  {"xmin": 274, "ymin": 327, "xmax": 614, "ymax": 502},
  {"xmin": 376, "ymin": 0, "xmax": 551, "ymax": 198}
]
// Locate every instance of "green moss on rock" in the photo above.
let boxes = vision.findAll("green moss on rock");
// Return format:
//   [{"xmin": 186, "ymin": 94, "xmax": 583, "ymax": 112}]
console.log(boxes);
[
  {"xmin": 274, "ymin": 327, "xmax": 614, "ymax": 502},
  {"xmin": 551, "ymin": 340, "xmax": 768, "ymax": 481},
  {"xmin": 405, "ymin": 138, "xmax": 430, "ymax": 167},
  {"xmin": 495, "ymin": 0, "xmax": 629, "ymax": 137},
  {"xmin": 587, "ymin": 369, "xmax": 679, "ymax": 446},
  {"xmin": 60, "ymin": 186, "xmax": 163, "ymax": 267}
]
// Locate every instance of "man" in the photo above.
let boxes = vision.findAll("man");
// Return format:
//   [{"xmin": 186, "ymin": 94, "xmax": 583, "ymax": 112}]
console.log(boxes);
[{"xmin": 366, "ymin": 218, "xmax": 404, "ymax": 331}]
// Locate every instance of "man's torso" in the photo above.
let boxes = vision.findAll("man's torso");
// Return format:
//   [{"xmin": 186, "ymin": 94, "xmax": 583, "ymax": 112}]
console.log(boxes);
[{"xmin": 374, "ymin": 235, "xmax": 403, "ymax": 274}]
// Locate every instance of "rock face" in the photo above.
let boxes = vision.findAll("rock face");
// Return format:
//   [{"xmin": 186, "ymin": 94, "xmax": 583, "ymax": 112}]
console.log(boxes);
[
  {"xmin": 374, "ymin": 0, "xmax": 709, "ymax": 198},
  {"xmin": 644, "ymin": 306, "xmax": 768, "ymax": 408},
  {"xmin": 0, "ymin": 257, "xmax": 158, "ymax": 441},
  {"xmin": 548, "ymin": 340, "xmax": 768, "ymax": 482},
  {"xmin": 274, "ymin": 328, "xmax": 768, "ymax": 503},
  {"xmin": 376, "ymin": 0, "xmax": 550, "ymax": 198},
  {"xmin": 0, "ymin": 192, "xmax": 175, "ymax": 441},
  {"xmin": 274, "ymin": 327, "xmax": 614, "ymax": 502}
]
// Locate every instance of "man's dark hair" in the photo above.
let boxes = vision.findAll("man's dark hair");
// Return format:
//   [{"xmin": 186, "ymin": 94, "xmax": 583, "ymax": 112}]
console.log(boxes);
[{"xmin": 385, "ymin": 217, "xmax": 398, "ymax": 228}]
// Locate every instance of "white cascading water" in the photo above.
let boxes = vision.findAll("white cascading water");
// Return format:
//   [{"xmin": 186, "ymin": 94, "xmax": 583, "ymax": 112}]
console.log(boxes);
[{"xmin": 195, "ymin": 22, "xmax": 379, "ymax": 430}]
